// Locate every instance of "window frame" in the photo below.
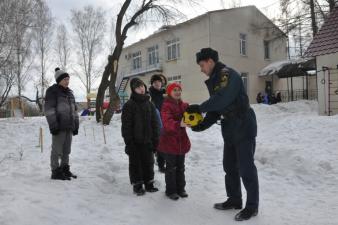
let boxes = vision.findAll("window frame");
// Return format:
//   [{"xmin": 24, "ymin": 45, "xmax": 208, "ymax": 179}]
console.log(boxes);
[
  {"xmin": 167, "ymin": 38, "xmax": 180, "ymax": 61},
  {"xmin": 240, "ymin": 33, "xmax": 247, "ymax": 56}
]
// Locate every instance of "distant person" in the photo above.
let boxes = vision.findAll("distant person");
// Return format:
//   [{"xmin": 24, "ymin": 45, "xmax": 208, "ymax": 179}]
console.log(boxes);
[
  {"xmin": 270, "ymin": 94, "xmax": 277, "ymax": 105},
  {"xmin": 45, "ymin": 68, "xmax": 79, "ymax": 180},
  {"xmin": 256, "ymin": 92, "xmax": 263, "ymax": 104},
  {"xmin": 81, "ymin": 108, "xmax": 90, "ymax": 116},
  {"xmin": 263, "ymin": 93, "xmax": 269, "ymax": 105},
  {"xmin": 276, "ymin": 92, "xmax": 282, "ymax": 103},
  {"xmin": 149, "ymin": 74, "xmax": 166, "ymax": 173}
]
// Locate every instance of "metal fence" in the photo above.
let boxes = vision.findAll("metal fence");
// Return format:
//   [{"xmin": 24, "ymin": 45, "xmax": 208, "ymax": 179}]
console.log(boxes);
[{"xmin": 276, "ymin": 89, "xmax": 318, "ymax": 102}]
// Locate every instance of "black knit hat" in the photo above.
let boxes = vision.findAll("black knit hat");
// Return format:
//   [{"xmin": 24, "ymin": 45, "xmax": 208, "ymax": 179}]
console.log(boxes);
[
  {"xmin": 196, "ymin": 48, "xmax": 219, "ymax": 63},
  {"xmin": 54, "ymin": 67, "xmax": 69, "ymax": 84},
  {"xmin": 130, "ymin": 78, "xmax": 145, "ymax": 93},
  {"xmin": 150, "ymin": 74, "xmax": 163, "ymax": 85}
]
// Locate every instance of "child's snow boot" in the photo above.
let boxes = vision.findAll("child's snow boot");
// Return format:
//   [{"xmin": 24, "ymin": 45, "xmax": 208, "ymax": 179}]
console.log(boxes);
[
  {"xmin": 63, "ymin": 165, "xmax": 77, "ymax": 179},
  {"xmin": 51, "ymin": 167, "xmax": 70, "ymax": 180},
  {"xmin": 133, "ymin": 184, "xmax": 145, "ymax": 196}
]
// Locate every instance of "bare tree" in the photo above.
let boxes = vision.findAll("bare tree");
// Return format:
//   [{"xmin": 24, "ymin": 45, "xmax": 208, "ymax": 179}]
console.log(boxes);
[
  {"xmin": 71, "ymin": 5, "xmax": 106, "ymax": 100},
  {"xmin": 55, "ymin": 23, "xmax": 71, "ymax": 71},
  {"xmin": 108, "ymin": 18, "xmax": 117, "ymax": 55},
  {"xmin": 95, "ymin": 0, "xmax": 193, "ymax": 124},
  {"xmin": 12, "ymin": 0, "xmax": 36, "ymax": 99},
  {"xmin": 0, "ymin": 61, "xmax": 15, "ymax": 108},
  {"xmin": 33, "ymin": 0, "xmax": 54, "ymax": 110},
  {"xmin": 0, "ymin": 0, "xmax": 15, "ymax": 68},
  {"xmin": 0, "ymin": 0, "xmax": 16, "ymax": 107},
  {"xmin": 327, "ymin": 0, "xmax": 338, "ymax": 11}
]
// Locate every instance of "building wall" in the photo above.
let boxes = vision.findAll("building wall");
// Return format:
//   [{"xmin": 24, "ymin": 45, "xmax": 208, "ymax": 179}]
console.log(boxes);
[
  {"xmin": 208, "ymin": 8, "xmax": 287, "ymax": 103},
  {"xmin": 118, "ymin": 7, "xmax": 287, "ymax": 105},
  {"xmin": 316, "ymin": 53, "xmax": 338, "ymax": 115},
  {"xmin": 119, "ymin": 16, "xmax": 211, "ymax": 104}
]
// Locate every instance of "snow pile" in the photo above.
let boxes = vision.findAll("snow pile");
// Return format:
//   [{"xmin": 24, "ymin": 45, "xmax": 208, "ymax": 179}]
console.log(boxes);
[{"xmin": 0, "ymin": 100, "xmax": 337, "ymax": 225}]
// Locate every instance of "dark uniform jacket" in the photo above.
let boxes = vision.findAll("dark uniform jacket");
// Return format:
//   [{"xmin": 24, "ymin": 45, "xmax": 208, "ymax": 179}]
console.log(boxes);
[{"xmin": 198, "ymin": 62, "xmax": 257, "ymax": 143}]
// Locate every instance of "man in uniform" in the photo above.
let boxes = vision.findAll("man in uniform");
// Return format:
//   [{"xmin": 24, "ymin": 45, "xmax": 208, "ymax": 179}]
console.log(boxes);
[{"xmin": 187, "ymin": 48, "xmax": 259, "ymax": 221}]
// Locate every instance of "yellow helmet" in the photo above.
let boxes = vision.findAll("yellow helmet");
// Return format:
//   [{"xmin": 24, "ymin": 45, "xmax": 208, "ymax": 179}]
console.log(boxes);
[{"xmin": 183, "ymin": 112, "xmax": 203, "ymax": 127}]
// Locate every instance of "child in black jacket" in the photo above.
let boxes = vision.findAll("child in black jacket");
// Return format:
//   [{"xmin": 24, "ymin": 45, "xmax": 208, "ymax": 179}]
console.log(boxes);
[{"xmin": 121, "ymin": 78, "xmax": 160, "ymax": 196}]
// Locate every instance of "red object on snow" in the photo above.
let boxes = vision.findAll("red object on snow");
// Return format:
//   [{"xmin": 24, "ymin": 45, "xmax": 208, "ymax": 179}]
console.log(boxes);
[
  {"xmin": 158, "ymin": 97, "xmax": 191, "ymax": 155},
  {"xmin": 102, "ymin": 102, "xmax": 109, "ymax": 109}
]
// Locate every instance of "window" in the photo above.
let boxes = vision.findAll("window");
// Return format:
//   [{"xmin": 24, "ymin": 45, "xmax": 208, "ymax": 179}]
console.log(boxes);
[
  {"xmin": 167, "ymin": 38, "xmax": 180, "ymax": 60},
  {"xmin": 148, "ymin": 45, "xmax": 159, "ymax": 65},
  {"xmin": 167, "ymin": 75, "xmax": 182, "ymax": 84},
  {"xmin": 240, "ymin": 33, "xmax": 247, "ymax": 56},
  {"xmin": 132, "ymin": 51, "xmax": 142, "ymax": 70},
  {"xmin": 264, "ymin": 40, "xmax": 270, "ymax": 59},
  {"xmin": 241, "ymin": 73, "xmax": 248, "ymax": 93}
]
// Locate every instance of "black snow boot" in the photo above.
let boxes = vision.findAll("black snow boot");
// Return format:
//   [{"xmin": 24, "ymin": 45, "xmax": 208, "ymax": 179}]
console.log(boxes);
[
  {"xmin": 158, "ymin": 166, "xmax": 166, "ymax": 173},
  {"xmin": 51, "ymin": 167, "xmax": 70, "ymax": 180},
  {"xmin": 145, "ymin": 182, "xmax": 159, "ymax": 193},
  {"xmin": 133, "ymin": 184, "xmax": 146, "ymax": 196},
  {"xmin": 63, "ymin": 165, "xmax": 77, "ymax": 179},
  {"xmin": 166, "ymin": 193, "xmax": 179, "ymax": 201},
  {"xmin": 177, "ymin": 190, "xmax": 188, "ymax": 198},
  {"xmin": 234, "ymin": 207, "xmax": 258, "ymax": 221},
  {"xmin": 214, "ymin": 198, "xmax": 242, "ymax": 210}
]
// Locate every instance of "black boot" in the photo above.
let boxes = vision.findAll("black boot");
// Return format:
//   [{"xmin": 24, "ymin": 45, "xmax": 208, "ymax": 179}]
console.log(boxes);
[
  {"xmin": 145, "ymin": 182, "xmax": 159, "ymax": 193},
  {"xmin": 166, "ymin": 193, "xmax": 179, "ymax": 200},
  {"xmin": 63, "ymin": 165, "xmax": 77, "ymax": 179},
  {"xmin": 51, "ymin": 167, "xmax": 70, "ymax": 180},
  {"xmin": 234, "ymin": 208, "xmax": 258, "ymax": 221},
  {"xmin": 214, "ymin": 198, "xmax": 242, "ymax": 210},
  {"xmin": 177, "ymin": 190, "xmax": 188, "ymax": 198},
  {"xmin": 133, "ymin": 184, "xmax": 145, "ymax": 196},
  {"xmin": 158, "ymin": 166, "xmax": 166, "ymax": 173}
]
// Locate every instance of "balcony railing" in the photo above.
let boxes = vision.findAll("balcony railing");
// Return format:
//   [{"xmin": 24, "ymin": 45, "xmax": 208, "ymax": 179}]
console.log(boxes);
[{"xmin": 119, "ymin": 59, "xmax": 163, "ymax": 78}]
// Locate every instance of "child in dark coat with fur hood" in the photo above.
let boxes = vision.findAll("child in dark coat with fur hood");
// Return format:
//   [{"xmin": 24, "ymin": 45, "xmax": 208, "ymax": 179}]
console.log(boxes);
[{"xmin": 121, "ymin": 78, "xmax": 160, "ymax": 196}]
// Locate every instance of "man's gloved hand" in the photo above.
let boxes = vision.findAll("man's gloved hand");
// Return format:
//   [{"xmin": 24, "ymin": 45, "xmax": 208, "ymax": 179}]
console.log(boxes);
[
  {"xmin": 125, "ymin": 143, "xmax": 136, "ymax": 155},
  {"xmin": 51, "ymin": 128, "xmax": 59, "ymax": 136},
  {"xmin": 73, "ymin": 129, "xmax": 78, "ymax": 136},
  {"xmin": 186, "ymin": 104, "xmax": 201, "ymax": 114}
]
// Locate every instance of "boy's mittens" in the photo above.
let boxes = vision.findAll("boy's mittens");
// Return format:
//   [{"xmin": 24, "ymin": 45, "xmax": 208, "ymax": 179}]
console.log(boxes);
[
  {"xmin": 186, "ymin": 104, "xmax": 201, "ymax": 114},
  {"xmin": 73, "ymin": 129, "xmax": 78, "ymax": 136}
]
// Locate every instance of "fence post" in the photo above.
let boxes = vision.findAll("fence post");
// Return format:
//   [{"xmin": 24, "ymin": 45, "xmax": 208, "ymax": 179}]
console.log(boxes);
[{"xmin": 38, "ymin": 127, "xmax": 44, "ymax": 153}]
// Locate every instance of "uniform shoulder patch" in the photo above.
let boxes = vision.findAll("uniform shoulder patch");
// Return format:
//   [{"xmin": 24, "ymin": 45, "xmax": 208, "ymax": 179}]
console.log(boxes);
[
  {"xmin": 219, "ymin": 68, "xmax": 229, "ymax": 88},
  {"xmin": 213, "ymin": 68, "xmax": 229, "ymax": 92}
]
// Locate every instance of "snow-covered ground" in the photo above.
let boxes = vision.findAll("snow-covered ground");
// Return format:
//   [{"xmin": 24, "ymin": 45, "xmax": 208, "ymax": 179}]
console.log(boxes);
[{"xmin": 0, "ymin": 100, "xmax": 337, "ymax": 225}]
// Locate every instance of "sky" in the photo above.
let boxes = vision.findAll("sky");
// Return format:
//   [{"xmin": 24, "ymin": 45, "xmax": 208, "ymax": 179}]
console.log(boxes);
[{"xmin": 28, "ymin": 0, "xmax": 282, "ymax": 101}]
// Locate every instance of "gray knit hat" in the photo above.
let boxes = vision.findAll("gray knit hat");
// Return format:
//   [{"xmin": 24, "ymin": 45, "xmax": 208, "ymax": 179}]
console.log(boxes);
[{"xmin": 54, "ymin": 67, "xmax": 69, "ymax": 83}]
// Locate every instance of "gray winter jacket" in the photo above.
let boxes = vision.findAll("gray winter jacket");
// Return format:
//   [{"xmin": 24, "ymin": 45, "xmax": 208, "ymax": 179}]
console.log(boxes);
[{"xmin": 44, "ymin": 84, "xmax": 79, "ymax": 133}]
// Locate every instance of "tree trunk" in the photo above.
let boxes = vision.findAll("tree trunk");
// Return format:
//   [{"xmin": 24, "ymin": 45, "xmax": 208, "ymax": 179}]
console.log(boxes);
[
  {"xmin": 102, "ymin": 59, "xmax": 120, "ymax": 125},
  {"xmin": 95, "ymin": 55, "xmax": 112, "ymax": 123},
  {"xmin": 328, "ymin": 0, "xmax": 336, "ymax": 11},
  {"xmin": 310, "ymin": 0, "xmax": 318, "ymax": 36}
]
